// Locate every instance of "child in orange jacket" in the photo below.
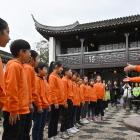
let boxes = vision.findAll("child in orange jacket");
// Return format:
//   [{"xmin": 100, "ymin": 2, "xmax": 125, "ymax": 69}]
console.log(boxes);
[
  {"xmin": 80, "ymin": 76, "xmax": 89, "ymax": 124},
  {"xmin": 23, "ymin": 50, "xmax": 39, "ymax": 140},
  {"xmin": 60, "ymin": 67, "xmax": 72, "ymax": 139},
  {"xmin": 88, "ymin": 79, "xmax": 97, "ymax": 121},
  {"xmin": 0, "ymin": 18, "xmax": 10, "ymax": 109},
  {"xmin": 2, "ymin": 39, "xmax": 31, "ymax": 140},
  {"xmin": 75, "ymin": 76, "xmax": 83, "ymax": 127},
  {"xmin": 94, "ymin": 75, "xmax": 105, "ymax": 121},
  {"xmin": 48, "ymin": 61, "xmax": 64, "ymax": 139},
  {"xmin": 71, "ymin": 72, "xmax": 80, "ymax": 133},
  {"xmin": 32, "ymin": 62, "xmax": 49, "ymax": 140}
]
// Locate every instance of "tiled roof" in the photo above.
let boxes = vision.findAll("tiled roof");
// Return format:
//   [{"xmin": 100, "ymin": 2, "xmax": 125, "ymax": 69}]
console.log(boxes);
[{"xmin": 32, "ymin": 14, "xmax": 140, "ymax": 35}]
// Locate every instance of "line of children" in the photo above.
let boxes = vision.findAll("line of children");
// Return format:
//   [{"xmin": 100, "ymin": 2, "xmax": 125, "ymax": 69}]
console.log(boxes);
[{"xmin": 0, "ymin": 18, "xmax": 108, "ymax": 140}]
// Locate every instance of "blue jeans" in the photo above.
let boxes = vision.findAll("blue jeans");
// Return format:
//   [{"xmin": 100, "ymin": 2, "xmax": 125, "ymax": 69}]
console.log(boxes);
[{"xmin": 32, "ymin": 109, "xmax": 48, "ymax": 140}]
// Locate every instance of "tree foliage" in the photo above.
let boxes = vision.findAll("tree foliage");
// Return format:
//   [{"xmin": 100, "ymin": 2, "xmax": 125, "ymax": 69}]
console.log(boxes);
[{"xmin": 35, "ymin": 40, "xmax": 49, "ymax": 66}]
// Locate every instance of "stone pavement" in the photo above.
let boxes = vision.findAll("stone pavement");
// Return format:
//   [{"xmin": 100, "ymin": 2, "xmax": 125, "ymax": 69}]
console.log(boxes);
[
  {"xmin": 124, "ymin": 115, "xmax": 140, "ymax": 133},
  {"xmin": 0, "ymin": 107, "xmax": 140, "ymax": 140}
]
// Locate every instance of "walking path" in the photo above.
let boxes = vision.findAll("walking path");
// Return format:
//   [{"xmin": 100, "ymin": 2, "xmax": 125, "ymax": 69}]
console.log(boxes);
[{"xmin": 0, "ymin": 107, "xmax": 140, "ymax": 140}]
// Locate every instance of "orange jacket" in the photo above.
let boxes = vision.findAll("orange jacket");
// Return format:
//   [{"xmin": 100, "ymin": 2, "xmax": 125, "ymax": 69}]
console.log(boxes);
[
  {"xmin": 88, "ymin": 86, "xmax": 97, "ymax": 102},
  {"xmin": 72, "ymin": 82, "xmax": 80, "ymax": 106},
  {"xmin": 48, "ymin": 72, "xmax": 65, "ymax": 105},
  {"xmin": 34, "ymin": 76, "xmax": 49, "ymax": 109},
  {"xmin": 84, "ymin": 85, "xmax": 90, "ymax": 101},
  {"xmin": 79, "ymin": 84, "xmax": 85, "ymax": 103},
  {"xmin": 67, "ymin": 79, "xmax": 74, "ymax": 100},
  {"xmin": 94, "ymin": 82, "xmax": 105, "ymax": 100},
  {"xmin": 62, "ymin": 76, "xmax": 68, "ymax": 103},
  {"xmin": 135, "ymin": 65, "xmax": 140, "ymax": 72},
  {"xmin": 0, "ymin": 57, "xmax": 6, "ymax": 108},
  {"xmin": 72, "ymin": 81, "xmax": 76, "ymax": 105},
  {"xmin": 23, "ymin": 64, "xmax": 36, "ymax": 104},
  {"xmin": 3, "ymin": 59, "xmax": 30, "ymax": 116}
]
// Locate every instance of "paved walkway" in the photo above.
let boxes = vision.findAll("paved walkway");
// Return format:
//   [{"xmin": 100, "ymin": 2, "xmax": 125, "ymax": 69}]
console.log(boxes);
[
  {"xmin": 66, "ymin": 107, "xmax": 140, "ymax": 140},
  {"xmin": 0, "ymin": 107, "xmax": 140, "ymax": 140},
  {"xmin": 124, "ymin": 115, "xmax": 140, "ymax": 133}
]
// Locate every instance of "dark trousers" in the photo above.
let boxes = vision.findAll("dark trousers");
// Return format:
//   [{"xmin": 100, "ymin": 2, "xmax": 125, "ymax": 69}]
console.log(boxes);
[
  {"xmin": 103, "ymin": 101, "xmax": 109, "ymax": 110},
  {"xmin": 2, "ymin": 111, "xmax": 27, "ymax": 140},
  {"xmin": 72, "ymin": 106, "xmax": 77, "ymax": 125},
  {"xmin": 88, "ymin": 101, "xmax": 97, "ymax": 117},
  {"xmin": 32, "ymin": 109, "xmax": 48, "ymax": 140},
  {"xmin": 60, "ymin": 105, "xmax": 68, "ymax": 132},
  {"xmin": 96, "ymin": 99, "xmax": 104, "ymax": 116},
  {"xmin": 23, "ymin": 112, "xmax": 32, "ymax": 140},
  {"xmin": 81, "ymin": 101, "xmax": 88, "ymax": 118},
  {"xmin": 67, "ymin": 99, "xmax": 74, "ymax": 129},
  {"xmin": 48, "ymin": 105, "xmax": 60, "ymax": 138},
  {"xmin": 76, "ymin": 106, "xmax": 81, "ymax": 122}
]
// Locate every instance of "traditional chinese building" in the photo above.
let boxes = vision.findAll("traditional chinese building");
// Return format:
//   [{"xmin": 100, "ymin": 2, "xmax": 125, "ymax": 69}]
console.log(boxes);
[{"xmin": 32, "ymin": 15, "xmax": 140, "ymax": 82}]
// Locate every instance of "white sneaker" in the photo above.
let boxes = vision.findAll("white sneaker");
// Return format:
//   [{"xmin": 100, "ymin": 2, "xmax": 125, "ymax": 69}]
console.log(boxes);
[
  {"xmin": 80, "ymin": 119, "xmax": 86, "ymax": 124},
  {"xmin": 72, "ymin": 127, "xmax": 80, "ymax": 132},
  {"xmin": 82, "ymin": 118, "xmax": 89, "ymax": 124},
  {"xmin": 76, "ymin": 123, "xmax": 81, "ymax": 127},
  {"xmin": 67, "ymin": 128, "xmax": 77, "ymax": 134},
  {"xmin": 74, "ymin": 125, "xmax": 79, "ymax": 129},
  {"xmin": 61, "ymin": 132, "xmax": 69, "ymax": 139},
  {"xmin": 66, "ymin": 130, "xmax": 74, "ymax": 137}
]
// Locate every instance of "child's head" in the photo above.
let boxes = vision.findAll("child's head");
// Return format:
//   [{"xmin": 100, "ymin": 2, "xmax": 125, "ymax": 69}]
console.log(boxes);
[
  {"xmin": 89, "ymin": 79, "xmax": 94, "ymax": 86},
  {"xmin": 72, "ymin": 70, "xmax": 78, "ymax": 81},
  {"xmin": 76, "ymin": 74, "xmax": 80, "ymax": 82},
  {"xmin": 83, "ymin": 76, "xmax": 88, "ymax": 84},
  {"xmin": 10, "ymin": 39, "xmax": 31, "ymax": 62},
  {"xmin": 63, "ymin": 67, "xmax": 72, "ymax": 78},
  {"xmin": 96, "ymin": 75, "xmax": 101, "ymax": 83},
  {"xmin": 0, "ymin": 18, "xmax": 10, "ymax": 47},
  {"xmin": 135, "ymin": 83, "xmax": 138, "ymax": 87},
  {"xmin": 78, "ymin": 78, "xmax": 83, "ymax": 85},
  {"xmin": 30, "ymin": 50, "xmax": 39, "ymax": 68},
  {"xmin": 51, "ymin": 61, "xmax": 63, "ymax": 74},
  {"xmin": 35, "ymin": 62, "xmax": 48, "ymax": 77}
]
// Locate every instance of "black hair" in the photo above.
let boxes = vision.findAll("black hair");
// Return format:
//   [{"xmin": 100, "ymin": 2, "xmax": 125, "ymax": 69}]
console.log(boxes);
[
  {"xmin": 10, "ymin": 39, "xmax": 31, "ymax": 57},
  {"xmin": 47, "ymin": 61, "xmax": 63, "ymax": 81},
  {"xmin": 30, "ymin": 50, "xmax": 38, "ymax": 60},
  {"xmin": 62, "ymin": 67, "xmax": 70, "ymax": 76},
  {"xmin": 35, "ymin": 62, "xmax": 47, "ymax": 73},
  {"xmin": 0, "ymin": 18, "xmax": 8, "ymax": 33}
]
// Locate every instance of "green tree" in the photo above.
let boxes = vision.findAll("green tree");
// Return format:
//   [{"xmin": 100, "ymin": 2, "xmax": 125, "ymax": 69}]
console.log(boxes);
[{"xmin": 35, "ymin": 40, "xmax": 49, "ymax": 66}]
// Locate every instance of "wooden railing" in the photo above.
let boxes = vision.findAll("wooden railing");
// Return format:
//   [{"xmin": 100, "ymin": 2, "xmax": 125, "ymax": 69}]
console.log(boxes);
[{"xmin": 56, "ymin": 48, "xmax": 140, "ymax": 68}]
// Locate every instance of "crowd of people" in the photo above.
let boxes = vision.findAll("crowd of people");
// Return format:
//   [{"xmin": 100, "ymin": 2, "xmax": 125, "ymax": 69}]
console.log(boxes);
[{"xmin": 0, "ymin": 18, "xmax": 140, "ymax": 140}]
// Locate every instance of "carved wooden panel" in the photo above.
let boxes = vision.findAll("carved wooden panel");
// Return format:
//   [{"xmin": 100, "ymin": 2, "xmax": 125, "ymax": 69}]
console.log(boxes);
[
  {"xmin": 129, "ymin": 48, "xmax": 140, "ymax": 61},
  {"xmin": 57, "ymin": 48, "xmax": 140, "ymax": 67},
  {"xmin": 56, "ymin": 54, "xmax": 81, "ymax": 65},
  {"xmin": 84, "ymin": 50, "xmax": 126, "ymax": 65}
]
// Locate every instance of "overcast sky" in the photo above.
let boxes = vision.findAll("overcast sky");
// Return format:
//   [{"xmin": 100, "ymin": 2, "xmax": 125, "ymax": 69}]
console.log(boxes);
[{"xmin": 1, "ymin": 0, "xmax": 140, "ymax": 52}]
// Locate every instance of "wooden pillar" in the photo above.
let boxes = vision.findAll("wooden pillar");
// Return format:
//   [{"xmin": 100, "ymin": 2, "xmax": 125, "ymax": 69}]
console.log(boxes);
[
  {"xmin": 80, "ymin": 38, "xmax": 84, "ymax": 76},
  {"xmin": 125, "ymin": 33, "xmax": 129, "ymax": 63}
]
